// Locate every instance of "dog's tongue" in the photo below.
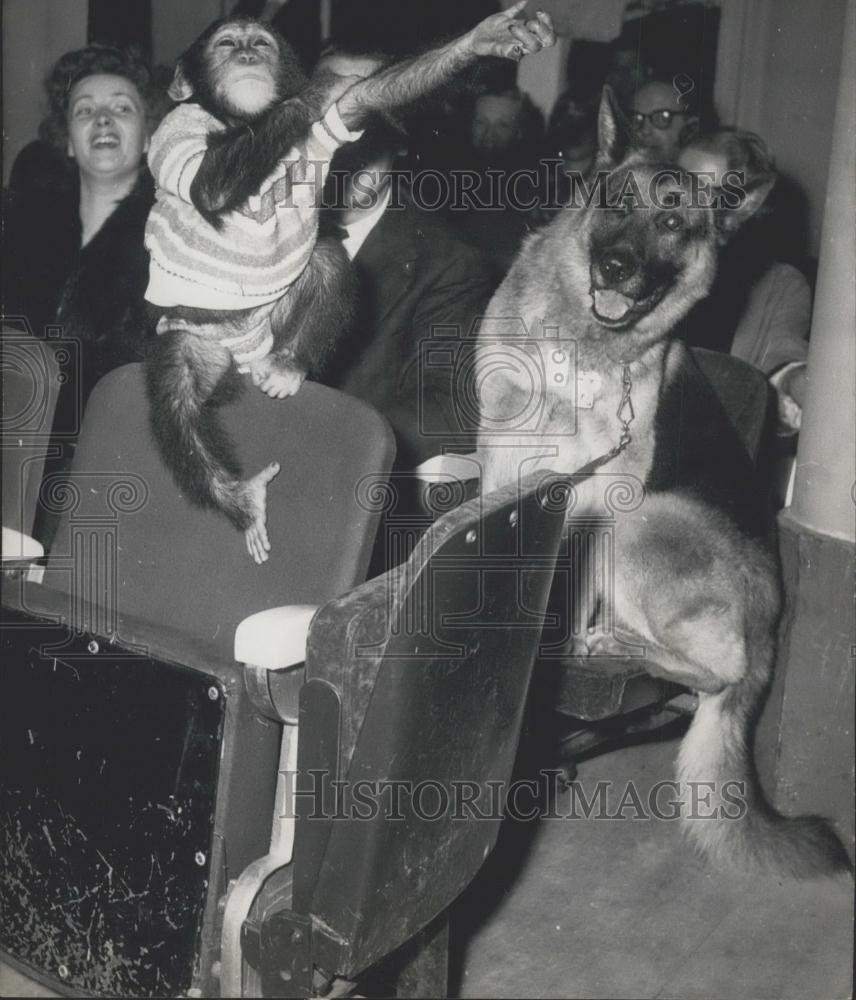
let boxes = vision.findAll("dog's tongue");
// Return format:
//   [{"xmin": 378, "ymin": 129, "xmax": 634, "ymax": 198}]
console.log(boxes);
[{"xmin": 593, "ymin": 289, "xmax": 634, "ymax": 321}]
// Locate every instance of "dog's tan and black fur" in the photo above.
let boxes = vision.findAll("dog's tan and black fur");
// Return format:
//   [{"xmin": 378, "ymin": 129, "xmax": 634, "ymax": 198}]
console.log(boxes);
[{"xmin": 476, "ymin": 90, "xmax": 850, "ymax": 877}]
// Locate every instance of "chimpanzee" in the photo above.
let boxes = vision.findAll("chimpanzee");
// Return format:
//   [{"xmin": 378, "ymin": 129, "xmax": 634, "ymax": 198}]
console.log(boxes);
[{"xmin": 143, "ymin": 3, "xmax": 555, "ymax": 562}]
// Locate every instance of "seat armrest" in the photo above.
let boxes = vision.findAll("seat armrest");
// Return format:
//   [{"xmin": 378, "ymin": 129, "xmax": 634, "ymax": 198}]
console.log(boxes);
[
  {"xmin": 234, "ymin": 605, "xmax": 320, "ymax": 670},
  {"xmin": 413, "ymin": 453, "xmax": 482, "ymax": 484},
  {"xmin": 2, "ymin": 527, "xmax": 45, "ymax": 581},
  {"xmin": 2, "ymin": 526, "xmax": 44, "ymax": 562}
]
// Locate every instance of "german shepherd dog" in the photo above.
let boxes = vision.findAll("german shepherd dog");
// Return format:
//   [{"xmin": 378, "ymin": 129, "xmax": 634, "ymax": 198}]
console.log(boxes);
[{"xmin": 476, "ymin": 90, "xmax": 850, "ymax": 877}]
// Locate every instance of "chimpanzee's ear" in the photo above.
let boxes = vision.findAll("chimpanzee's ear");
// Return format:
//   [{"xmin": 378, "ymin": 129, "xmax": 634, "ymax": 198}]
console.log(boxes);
[
  {"xmin": 168, "ymin": 60, "xmax": 195, "ymax": 102},
  {"xmin": 716, "ymin": 174, "xmax": 775, "ymax": 241},
  {"xmin": 596, "ymin": 86, "xmax": 630, "ymax": 166}
]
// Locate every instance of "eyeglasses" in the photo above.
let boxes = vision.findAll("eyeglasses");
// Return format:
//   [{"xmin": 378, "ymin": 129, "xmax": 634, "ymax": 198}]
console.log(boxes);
[{"xmin": 630, "ymin": 109, "xmax": 687, "ymax": 130}]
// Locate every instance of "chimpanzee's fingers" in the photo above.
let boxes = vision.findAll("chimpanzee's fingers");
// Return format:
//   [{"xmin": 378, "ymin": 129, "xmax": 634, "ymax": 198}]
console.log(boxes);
[
  {"xmin": 261, "ymin": 462, "xmax": 280, "ymax": 485},
  {"xmin": 504, "ymin": 0, "xmax": 529, "ymax": 17},
  {"xmin": 246, "ymin": 527, "xmax": 263, "ymax": 563},
  {"xmin": 246, "ymin": 522, "xmax": 270, "ymax": 563},
  {"xmin": 508, "ymin": 22, "xmax": 546, "ymax": 54},
  {"xmin": 526, "ymin": 11, "xmax": 555, "ymax": 47}
]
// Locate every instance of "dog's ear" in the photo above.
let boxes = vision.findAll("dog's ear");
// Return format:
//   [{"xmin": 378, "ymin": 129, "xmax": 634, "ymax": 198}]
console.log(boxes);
[
  {"xmin": 596, "ymin": 86, "xmax": 630, "ymax": 166},
  {"xmin": 715, "ymin": 173, "xmax": 775, "ymax": 241}
]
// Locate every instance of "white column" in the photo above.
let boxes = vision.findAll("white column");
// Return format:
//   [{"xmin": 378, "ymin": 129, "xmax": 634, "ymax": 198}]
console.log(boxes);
[{"xmin": 788, "ymin": 0, "xmax": 856, "ymax": 542}]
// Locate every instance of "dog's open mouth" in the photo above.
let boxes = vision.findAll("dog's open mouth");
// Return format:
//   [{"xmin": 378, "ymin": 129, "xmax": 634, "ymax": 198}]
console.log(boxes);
[{"xmin": 590, "ymin": 286, "xmax": 668, "ymax": 328}]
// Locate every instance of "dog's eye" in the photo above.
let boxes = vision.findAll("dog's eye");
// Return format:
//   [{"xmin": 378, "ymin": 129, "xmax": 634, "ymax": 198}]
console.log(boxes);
[{"xmin": 661, "ymin": 213, "xmax": 683, "ymax": 231}]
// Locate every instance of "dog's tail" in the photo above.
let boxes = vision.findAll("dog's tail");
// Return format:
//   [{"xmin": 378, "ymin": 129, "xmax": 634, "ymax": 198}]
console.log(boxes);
[{"xmin": 677, "ymin": 683, "xmax": 852, "ymax": 878}]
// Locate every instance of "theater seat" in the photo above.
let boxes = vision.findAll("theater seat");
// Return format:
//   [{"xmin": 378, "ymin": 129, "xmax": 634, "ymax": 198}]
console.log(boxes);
[
  {"xmin": 223, "ymin": 472, "xmax": 568, "ymax": 996},
  {"xmin": 1, "ymin": 362, "xmax": 569, "ymax": 997},
  {"xmin": 1, "ymin": 363, "xmax": 394, "ymax": 997}
]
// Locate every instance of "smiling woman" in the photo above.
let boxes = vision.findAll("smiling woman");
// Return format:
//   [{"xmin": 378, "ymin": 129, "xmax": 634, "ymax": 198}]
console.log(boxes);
[
  {"xmin": 5, "ymin": 44, "xmax": 158, "ymax": 340},
  {"xmin": 2, "ymin": 44, "xmax": 161, "ymax": 551},
  {"xmin": 65, "ymin": 72, "xmax": 152, "ymax": 243}
]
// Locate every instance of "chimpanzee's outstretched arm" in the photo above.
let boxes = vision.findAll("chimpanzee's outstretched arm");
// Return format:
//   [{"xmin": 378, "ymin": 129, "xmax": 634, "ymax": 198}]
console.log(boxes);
[
  {"xmin": 190, "ymin": 4, "xmax": 553, "ymax": 220},
  {"xmin": 336, "ymin": 3, "xmax": 554, "ymax": 128}
]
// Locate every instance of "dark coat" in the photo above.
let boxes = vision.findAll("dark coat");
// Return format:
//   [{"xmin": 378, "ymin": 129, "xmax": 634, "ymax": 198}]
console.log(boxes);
[
  {"xmin": 3, "ymin": 170, "xmax": 156, "ymax": 406},
  {"xmin": 3, "ymin": 171, "xmax": 155, "ymax": 549},
  {"xmin": 324, "ymin": 195, "xmax": 496, "ymax": 468}
]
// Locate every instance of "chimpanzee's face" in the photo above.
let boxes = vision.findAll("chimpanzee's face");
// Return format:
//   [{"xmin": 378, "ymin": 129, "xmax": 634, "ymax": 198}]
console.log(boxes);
[{"xmin": 207, "ymin": 21, "xmax": 281, "ymax": 117}]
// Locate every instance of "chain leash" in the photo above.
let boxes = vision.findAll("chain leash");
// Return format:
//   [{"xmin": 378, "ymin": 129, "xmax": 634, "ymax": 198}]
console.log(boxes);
[{"xmin": 565, "ymin": 363, "xmax": 635, "ymax": 484}]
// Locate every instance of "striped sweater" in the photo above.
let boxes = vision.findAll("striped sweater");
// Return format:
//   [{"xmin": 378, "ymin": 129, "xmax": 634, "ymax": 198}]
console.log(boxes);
[{"xmin": 144, "ymin": 101, "xmax": 361, "ymax": 314}]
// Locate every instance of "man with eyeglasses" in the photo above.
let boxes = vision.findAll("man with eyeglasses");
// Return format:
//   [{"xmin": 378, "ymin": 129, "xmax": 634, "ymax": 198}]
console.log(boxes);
[{"xmin": 630, "ymin": 79, "xmax": 699, "ymax": 160}]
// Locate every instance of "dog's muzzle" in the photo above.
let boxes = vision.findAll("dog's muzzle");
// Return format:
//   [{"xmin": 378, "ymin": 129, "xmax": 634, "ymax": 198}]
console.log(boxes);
[{"xmin": 590, "ymin": 247, "xmax": 671, "ymax": 328}]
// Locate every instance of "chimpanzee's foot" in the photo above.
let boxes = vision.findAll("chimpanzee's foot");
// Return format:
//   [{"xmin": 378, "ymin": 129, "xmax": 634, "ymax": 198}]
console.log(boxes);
[
  {"xmin": 248, "ymin": 355, "xmax": 306, "ymax": 399},
  {"xmin": 241, "ymin": 462, "xmax": 280, "ymax": 564}
]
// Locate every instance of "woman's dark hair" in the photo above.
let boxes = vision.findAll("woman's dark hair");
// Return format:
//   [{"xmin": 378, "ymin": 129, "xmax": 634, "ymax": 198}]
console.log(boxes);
[{"xmin": 39, "ymin": 44, "xmax": 154, "ymax": 154}]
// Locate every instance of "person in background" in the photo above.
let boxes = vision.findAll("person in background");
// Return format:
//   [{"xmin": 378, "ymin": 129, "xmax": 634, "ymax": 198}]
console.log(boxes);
[
  {"xmin": 630, "ymin": 78, "xmax": 699, "ymax": 161},
  {"xmin": 470, "ymin": 87, "xmax": 539, "ymax": 163},
  {"xmin": 533, "ymin": 89, "xmax": 598, "ymax": 226},
  {"xmin": 3, "ymin": 45, "xmax": 157, "ymax": 379},
  {"xmin": 318, "ymin": 51, "xmax": 496, "ymax": 473},
  {"xmin": 677, "ymin": 128, "xmax": 811, "ymax": 436},
  {"xmin": 452, "ymin": 85, "xmax": 545, "ymax": 279},
  {"xmin": 2, "ymin": 44, "xmax": 160, "ymax": 548}
]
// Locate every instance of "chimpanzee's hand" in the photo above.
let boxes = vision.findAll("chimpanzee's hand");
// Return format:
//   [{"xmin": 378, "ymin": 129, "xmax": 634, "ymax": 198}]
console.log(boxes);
[{"xmin": 465, "ymin": 2, "xmax": 555, "ymax": 62}]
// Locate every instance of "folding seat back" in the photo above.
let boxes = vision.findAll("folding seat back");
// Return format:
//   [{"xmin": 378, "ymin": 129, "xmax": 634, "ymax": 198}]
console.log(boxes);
[
  {"xmin": 251, "ymin": 473, "xmax": 569, "ymax": 994},
  {"xmin": 36, "ymin": 364, "xmax": 393, "ymax": 652}
]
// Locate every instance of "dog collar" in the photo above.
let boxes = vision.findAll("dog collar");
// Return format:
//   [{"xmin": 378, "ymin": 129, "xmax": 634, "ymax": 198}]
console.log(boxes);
[
  {"xmin": 576, "ymin": 370, "xmax": 603, "ymax": 409},
  {"xmin": 539, "ymin": 346, "xmax": 603, "ymax": 408}
]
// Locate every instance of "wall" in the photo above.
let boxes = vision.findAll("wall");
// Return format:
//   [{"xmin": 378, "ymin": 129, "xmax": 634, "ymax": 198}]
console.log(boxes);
[
  {"xmin": 150, "ymin": 0, "xmax": 228, "ymax": 69},
  {"xmin": 715, "ymin": 0, "xmax": 847, "ymax": 259},
  {"xmin": 2, "ymin": 0, "xmax": 88, "ymax": 186},
  {"xmin": 755, "ymin": 0, "xmax": 847, "ymax": 258}
]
